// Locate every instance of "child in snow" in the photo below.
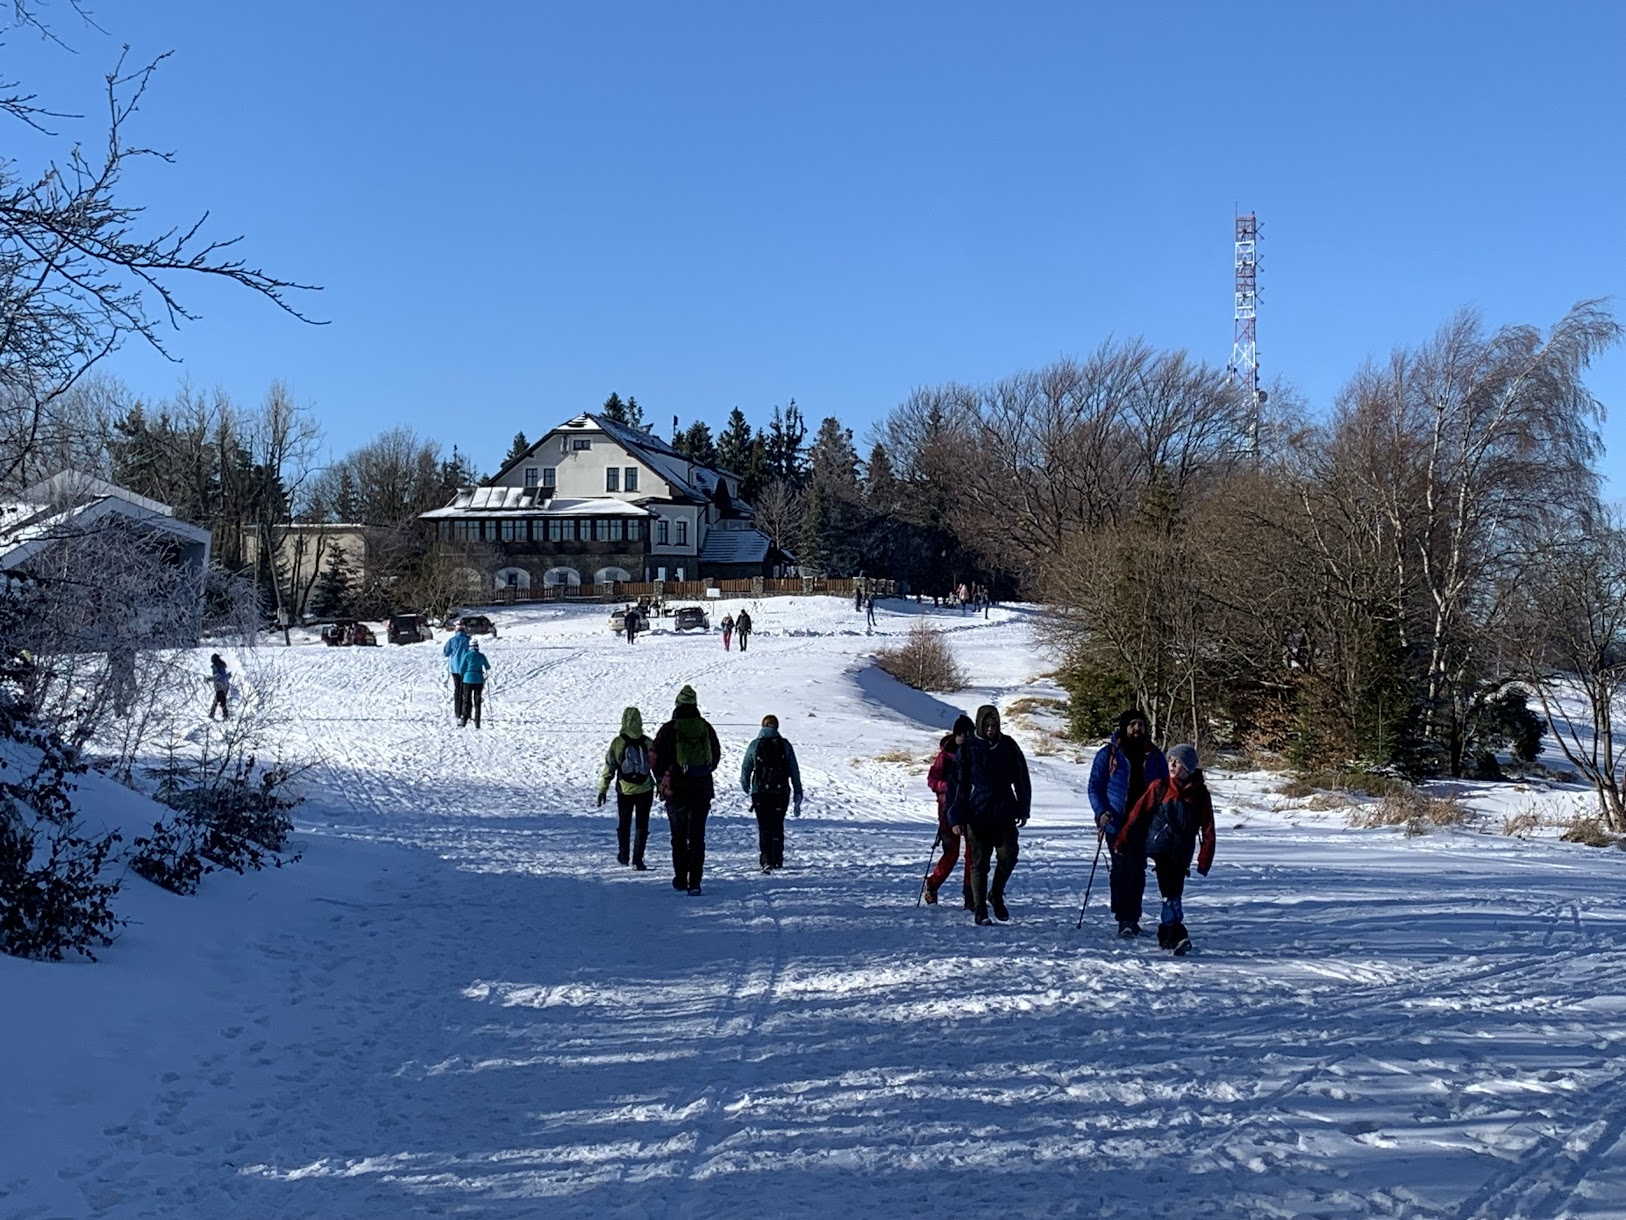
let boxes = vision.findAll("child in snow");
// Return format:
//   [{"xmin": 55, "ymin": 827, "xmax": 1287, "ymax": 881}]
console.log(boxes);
[
  {"xmin": 720, "ymin": 613, "xmax": 735, "ymax": 651},
  {"xmin": 923, "ymin": 715, "xmax": 976, "ymax": 907},
  {"xmin": 598, "ymin": 706, "xmax": 655, "ymax": 868},
  {"xmin": 458, "ymin": 639, "xmax": 491, "ymax": 728},
  {"xmin": 1114, "ymin": 743, "xmax": 1215, "ymax": 955},
  {"xmin": 739, "ymin": 714, "xmax": 803, "ymax": 872},
  {"xmin": 208, "ymin": 654, "xmax": 230, "ymax": 720}
]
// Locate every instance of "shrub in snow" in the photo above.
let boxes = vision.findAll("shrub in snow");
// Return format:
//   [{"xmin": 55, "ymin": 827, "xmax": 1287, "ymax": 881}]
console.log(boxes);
[
  {"xmin": 876, "ymin": 620, "xmax": 967, "ymax": 692},
  {"xmin": 140, "ymin": 746, "xmax": 303, "ymax": 884},
  {"xmin": 0, "ymin": 733, "xmax": 123, "ymax": 962}
]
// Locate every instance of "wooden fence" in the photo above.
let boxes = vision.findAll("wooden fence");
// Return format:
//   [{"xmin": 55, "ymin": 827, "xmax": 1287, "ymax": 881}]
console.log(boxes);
[{"xmin": 488, "ymin": 575, "xmax": 896, "ymax": 607}]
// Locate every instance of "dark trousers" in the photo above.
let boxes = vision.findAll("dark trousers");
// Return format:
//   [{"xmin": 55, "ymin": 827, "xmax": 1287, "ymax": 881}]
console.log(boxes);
[
  {"xmin": 967, "ymin": 820, "xmax": 1019, "ymax": 914},
  {"xmin": 666, "ymin": 799, "xmax": 711, "ymax": 888},
  {"xmin": 616, "ymin": 790, "xmax": 653, "ymax": 864},
  {"xmin": 208, "ymin": 689, "xmax": 228, "ymax": 719},
  {"xmin": 451, "ymin": 674, "xmax": 465, "ymax": 719},
  {"xmin": 753, "ymin": 792, "xmax": 789, "ymax": 868},
  {"xmin": 1110, "ymin": 844, "xmax": 1149, "ymax": 927},
  {"xmin": 738, "ymin": 630, "xmax": 749, "ymax": 651},
  {"xmin": 461, "ymin": 683, "xmax": 483, "ymax": 726}
]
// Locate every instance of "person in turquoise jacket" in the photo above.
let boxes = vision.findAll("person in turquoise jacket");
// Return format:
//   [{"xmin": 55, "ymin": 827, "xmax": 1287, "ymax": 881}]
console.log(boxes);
[
  {"xmin": 739, "ymin": 714, "xmax": 804, "ymax": 872},
  {"xmin": 442, "ymin": 623, "xmax": 471, "ymax": 722},
  {"xmin": 457, "ymin": 639, "xmax": 490, "ymax": 728}
]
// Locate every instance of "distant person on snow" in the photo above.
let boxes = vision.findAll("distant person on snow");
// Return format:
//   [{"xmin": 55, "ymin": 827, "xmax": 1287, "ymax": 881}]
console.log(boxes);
[
  {"xmin": 953, "ymin": 704, "xmax": 1032, "ymax": 925},
  {"xmin": 1114, "ymin": 743, "xmax": 1214, "ymax": 955},
  {"xmin": 652, "ymin": 685, "xmax": 722, "ymax": 895},
  {"xmin": 442, "ymin": 622, "xmax": 472, "ymax": 722},
  {"xmin": 208, "ymin": 653, "xmax": 231, "ymax": 720},
  {"xmin": 720, "ymin": 613, "xmax": 735, "ymax": 651},
  {"xmin": 740, "ymin": 714, "xmax": 803, "ymax": 872},
  {"xmin": 624, "ymin": 606, "xmax": 640, "ymax": 646},
  {"xmin": 458, "ymin": 639, "xmax": 490, "ymax": 728},
  {"xmin": 735, "ymin": 609, "xmax": 753, "ymax": 652},
  {"xmin": 1088, "ymin": 709, "xmax": 1169, "ymax": 938},
  {"xmin": 866, "ymin": 596, "xmax": 877, "ymax": 629},
  {"xmin": 924, "ymin": 715, "xmax": 976, "ymax": 908},
  {"xmin": 598, "ymin": 705, "xmax": 656, "ymax": 869}
]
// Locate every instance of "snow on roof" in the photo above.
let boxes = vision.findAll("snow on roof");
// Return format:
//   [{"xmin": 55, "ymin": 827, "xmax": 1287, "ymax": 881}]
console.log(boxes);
[
  {"xmin": 587, "ymin": 414, "xmax": 707, "ymax": 504},
  {"xmin": 421, "ymin": 493, "xmax": 654, "ymax": 520},
  {"xmin": 698, "ymin": 527, "xmax": 774, "ymax": 565}
]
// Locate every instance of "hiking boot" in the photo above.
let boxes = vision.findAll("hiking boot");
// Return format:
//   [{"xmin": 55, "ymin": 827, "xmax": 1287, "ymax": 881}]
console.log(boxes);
[
  {"xmin": 991, "ymin": 896, "xmax": 1010, "ymax": 922},
  {"xmin": 633, "ymin": 860, "xmax": 648, "ymax": 871},
  {"xmin": 672, "ymin": 877, "xmax": 687, "ymax": 891},
  {"xmin": 1118, "ymin": 922, "xmax": 1141, "ymax": 938},
  {"xmin": 617, "ymin": 853, "xmax": 630, "ymax": 866},
  {"xmin": 687, "ymin": 885, "xmax": 703, "ymax": 896},
  {"xmin": 1156, "ymin": 923, "xmax": 1174, "ymax": 949},
  {"xmin": 974, "ymin": 911, "xmax": 994, "ymax": 926},
  {"xmin": 922, "ymin": 884, "xmax": 938, "ymax": 905},
  {"xmin": 962, "ymin": 889, "xmax": 975, "ymax": 911}
]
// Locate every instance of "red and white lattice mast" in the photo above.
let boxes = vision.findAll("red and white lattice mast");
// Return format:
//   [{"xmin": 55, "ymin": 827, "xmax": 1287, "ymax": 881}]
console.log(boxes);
[{"xmin": 1228, "ymin": 212, "xmax": 1265, "ymax": 453}]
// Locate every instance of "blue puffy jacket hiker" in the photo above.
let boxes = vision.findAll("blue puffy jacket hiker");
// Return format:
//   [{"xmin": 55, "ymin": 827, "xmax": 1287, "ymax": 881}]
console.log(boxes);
[
  {"xmin": 442, "ymin": 624, "xmax": 471, "ymax": 721},
  {"xmin": 1088, "ymin": 708, "xmax": 1169, "ymax": 938},
  {"xmin": 457, "ymin": 640, "xmax": 490, "ymax": 728},
  {"xmin": 740, "ymin": 714, "xmax": 804, "ymax": 872},
  {"xmin": 598, "ymin": 706, "xmax": 656, "ymax": 869},
  {"xmin": 954, "ymin": 704, "xmax": 1031, "ymax": 926}
]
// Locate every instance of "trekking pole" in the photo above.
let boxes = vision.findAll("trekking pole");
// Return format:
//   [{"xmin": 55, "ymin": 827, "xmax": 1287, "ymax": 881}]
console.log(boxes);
[
  {"xmin": 915, "ymin": 828, "xmax": 944, "ymax": 908},
  {"xmin": 1075, "ymin": 832, "xmax": 1108, "ymax": 929}
]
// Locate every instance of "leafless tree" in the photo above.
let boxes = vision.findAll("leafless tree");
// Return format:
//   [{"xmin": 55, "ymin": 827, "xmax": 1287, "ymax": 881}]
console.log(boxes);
[{"xmin": 753, "ymin": 478, "xmax": 806, "ymax": 554}]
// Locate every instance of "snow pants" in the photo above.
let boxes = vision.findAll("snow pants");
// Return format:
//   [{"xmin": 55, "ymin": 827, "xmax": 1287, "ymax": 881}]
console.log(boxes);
[
  {"xmin": 616, "ymin": 790, "xmax": 653, "ymax": 865},
  {"xmin": 926, "ymin": 824, "xmax": 973, "ymax": 902},
  {"xmin": 753, "ymin": 792, "xmax": 789, "ymax": 868},
  {"xmin": 461, "ymin": 683, "xmax": 484, "ymax": 727},
  {"xmin": 1109, "ymin": 842, "xmax": 1148, "ymax": 928},
  {"xmin": 450, "ymin": 673, "xmax": 465, "ymax": 720},
  {"xmin": 967, "ymin": 820, "xmax": 1019, "ymax": 915},
  {"xmin": 666, "ymin": 799, "xmax": 711, "ymax": 889}
]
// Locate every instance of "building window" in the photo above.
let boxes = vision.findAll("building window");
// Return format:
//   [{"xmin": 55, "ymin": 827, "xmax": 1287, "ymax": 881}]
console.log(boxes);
[
  {"xmin": 594, "ymin": 518, "xmax": 613, "ymax": 542},
  {"xmin": 546, "ymin": 519, "xmax": 565, "ymax": 542},
  {"xmin": 524, "ymin": 467, "xmax": 538, "ymax": 488},
  {"xmin": 542, "ymin": 467, "xmax": 556, "ymax": 489},
  {"xmin": 437, "ymin": 521, "xmax": 451, "ymax": 541},
  {"xmin": 455, "ymin": 520, "xmax": 478, "ymax": 542},
  {"xmin": 657, "ymin": 519, "xmax": 669, "ymax": 546},
  {"xmin": 676, "ymin": 520, "xmax": 688, "ymax": 546},
  {"xmin": 626, "ymin": 519, "xmax": 643, "ymax": 542},
  {"xmin": 608, "ymin": 518, "xmax": 624, "ymax": 542},
  {"xmin": 606, "ymin": 468, "xmax": 620, "ymax": 493},
  {"xmin": 572, "ymin": 438, "xmax": 592, "ymax": 451},
  {"xmin": 624, "ymin": 467, "xmax": 638, "ymax": 492},
  {"xmin": 482, "ymin": 519, "xmax": 498, "ymax": 541}
]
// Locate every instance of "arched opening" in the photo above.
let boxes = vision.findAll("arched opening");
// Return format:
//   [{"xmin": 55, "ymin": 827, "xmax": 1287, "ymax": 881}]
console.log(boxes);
[
  {"xmin": 594, "ymin": 566, "xmax": 632, "ymax": 585},
  {"xmin": 543, "ymin": 566, "xmax": 582, "ymax": 588},
  {"xmin": 495, "ymin": 567, "xmax": 532, "ymax": 590}
]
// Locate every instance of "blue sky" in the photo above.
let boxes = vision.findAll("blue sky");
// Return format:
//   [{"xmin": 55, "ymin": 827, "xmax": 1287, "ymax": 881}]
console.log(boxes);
[{"xmin": 15, "ymin": 1, "xmax": 1626, "ymax": 483}]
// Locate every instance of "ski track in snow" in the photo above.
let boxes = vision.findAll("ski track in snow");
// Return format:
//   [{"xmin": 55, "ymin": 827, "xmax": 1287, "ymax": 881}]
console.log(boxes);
[{"xmin": 6, "ymin": 598, "xmax": 1626, "ymax": 1219}]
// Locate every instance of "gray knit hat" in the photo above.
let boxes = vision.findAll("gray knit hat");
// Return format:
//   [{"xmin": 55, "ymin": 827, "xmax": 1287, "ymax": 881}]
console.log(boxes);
[{"xmin": 1168, "ymin": 743, "xmax": 1200, "ymax": 774}]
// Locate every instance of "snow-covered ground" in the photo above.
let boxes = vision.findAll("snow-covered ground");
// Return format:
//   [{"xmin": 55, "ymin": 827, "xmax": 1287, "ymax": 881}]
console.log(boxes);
[{"xmin": 5, "ymin": 596, "xmax": 1626, "ymax": 1219}]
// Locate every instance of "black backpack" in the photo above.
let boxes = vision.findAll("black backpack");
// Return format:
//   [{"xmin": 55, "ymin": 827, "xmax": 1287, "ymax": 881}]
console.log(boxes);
[
  {"xmin": 753, "ymin": 735, "xmax": 790, "ymax": 795},
  {"xmin": 1145, "ymin": 795, "xmax": 1198, "ymax": 857}
]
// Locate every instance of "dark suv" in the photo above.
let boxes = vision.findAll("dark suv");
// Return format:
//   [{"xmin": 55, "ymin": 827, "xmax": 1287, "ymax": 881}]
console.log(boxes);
[
  {"xmin": 457, "ymin": 613, "xmax": 497, "ymax": 637},
  {"xmin": 673, "ymin": 605, "xmax": 709, "ymax": 632},
  {"xmin": 386, "ymin": 614, "xmax": 431, "ymax": 645}
]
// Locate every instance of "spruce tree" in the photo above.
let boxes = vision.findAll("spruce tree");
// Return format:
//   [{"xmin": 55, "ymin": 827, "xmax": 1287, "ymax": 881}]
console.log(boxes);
[
  {"xmin": 625, "ymin": 395, "xmax": 646, "ymax": 430},
  {"xmin": 717, "ymin": 408, "xmax": 755, "ymax": 475},
  {"xmin": 502, "ymin": 432, "xmax": 530, "ymax": 468},
  {"xmin": 601, "ymin": 393, "xmax": 629, "ymax": 424},
  {"xmin": 675, "ymin": 421, "xmax": 718, "ymax": 467}
]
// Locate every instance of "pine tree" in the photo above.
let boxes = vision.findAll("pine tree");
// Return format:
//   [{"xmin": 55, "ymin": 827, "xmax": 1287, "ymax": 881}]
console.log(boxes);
[
  {"xmin": 601, "ymin": 393, "xmax": 629, "ymax": 424},
  {"xmin": 624, "ymin": 395, "xmax": 646, "ymax": 430},
  {"xmin": 799, "ymin": 482, "xmax": 828, "ymax": 575},
  {"xmin": 503, "ymin": 432, "xmax": 530, "ymax": 468},
  {"xmin": 805, "ymin": 417, "xmax": 863, "ymax": 576},
  {"xmin": 765, "ymin": 400, "xmax": 807, "ymax": 485},
  {"xmin": 717, "ymin": 408, "xmax": 755, "ymax": 474},
  {"xmin": 310, "ymin": 545, "xmax": 354, "ymax": 618},
  {"xmin": 674, "ymin": 421, "xmax": 718, "ymax": 467}
]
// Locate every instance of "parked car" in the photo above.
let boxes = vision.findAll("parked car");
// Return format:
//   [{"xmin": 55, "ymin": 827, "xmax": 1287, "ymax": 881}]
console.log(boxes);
[
  {"xmin": 386, "ymin": 614, "xmax": 432, "ymax": 645},
  {"xmin": 608, "ymin": 606, "xmax": 650, "ymax": 635},
  {"xmin": 673, "ymin": 605, "xmax": 709, "ymax": 632},
  {"xmin": 457, "ymin": 613, "xmax": 498, "ymax": 637},
  {"xmin": 321, "ymin": 620, "xmax": 377, "ymax": 647}
]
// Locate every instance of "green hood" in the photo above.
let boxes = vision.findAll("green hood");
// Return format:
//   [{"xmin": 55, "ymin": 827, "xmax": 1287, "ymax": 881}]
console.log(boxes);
[{"xmin": 620, "ymin": 706, "xmax": 645, "ymax": 738}]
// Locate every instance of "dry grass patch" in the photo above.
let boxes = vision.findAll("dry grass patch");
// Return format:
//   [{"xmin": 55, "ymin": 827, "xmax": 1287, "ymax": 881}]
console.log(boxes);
[
  {"xmin": 1348, "ymin": 789, "xmax": 1471, "ymax": 835},
  {"xmin": 1560, "ymin": 816, "xmax": 1619, "ymax": 848},
  {"xmin": 1280, "ymin": 770, "xmax": 1412, "ymax": 801},
  {"xmin": 1304, "ymin": 792, "xmax": 1351, "ymax": 812},
  {"xmin": 872, "ymin": 747, "xmax": 931, "ymax": 766},
  {"xmin": 1005, "ymin": 696, "xmax": 1066, "ymax": 718}
]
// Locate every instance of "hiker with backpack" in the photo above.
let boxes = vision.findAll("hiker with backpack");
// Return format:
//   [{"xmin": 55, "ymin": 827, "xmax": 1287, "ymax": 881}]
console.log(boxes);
[
  {"xmin": 1088, "ymin": 708, "xmax": 1169, "ymax": 937},
  {"xmin": 739, "ymin": 714, "xmax": 803, "ymax": 872},
  {"xmin": 598, "ymin": 706, "xmax": 656, "ymax": 869},
  {"xmin": 1113, "ymin": 743, "xmax": 1214, "ymax": 955},
  {"xmin": 923, "ymin": 714, "xmax": 976, "ymax": 907},
  {"xmin": 735, "ymin": 609, "xmax": 753, "ymax": 652},
  {"xmin": 652, "ymin": 684, "xmax": 722, "ymax": 895},
  {"xmin": 953, "ymin": 704, "xmax": 1031, "ymax": 925}
]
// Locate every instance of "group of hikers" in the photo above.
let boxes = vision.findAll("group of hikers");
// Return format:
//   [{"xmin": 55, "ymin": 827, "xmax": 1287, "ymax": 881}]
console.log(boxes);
[
  {"xmin": 594, "ymin": 687, "xmax": 802, "ymax": 891},
  {"xmin": 923, "ymin": 705, "xmax": 1214, "ymax": 953},
  {"xmin": 719, "ymin": 610, "xmax": 753, "ymax": 651},
  {"xmin": 440, "ymin": 622, "xmax": 492, "ymax": 727}
]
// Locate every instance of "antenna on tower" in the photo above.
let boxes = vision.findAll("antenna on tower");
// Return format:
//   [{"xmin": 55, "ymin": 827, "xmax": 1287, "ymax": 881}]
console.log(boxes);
[{"xmin": 1228, "ymin": 211, "xmax": 1266, "ymax": 456}]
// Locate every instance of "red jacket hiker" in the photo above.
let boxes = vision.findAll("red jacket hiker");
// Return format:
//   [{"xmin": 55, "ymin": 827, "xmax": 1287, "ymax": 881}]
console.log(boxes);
[{"xmin": 1115, "ymin": 772, "xmax": 1216, "ymax": 876}]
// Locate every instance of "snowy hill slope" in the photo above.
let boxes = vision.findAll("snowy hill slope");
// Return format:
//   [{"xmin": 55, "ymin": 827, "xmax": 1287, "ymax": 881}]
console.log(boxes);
[{"xmin": 5, "ymin": 596, "xmax": 1626, "ymax": 1219}]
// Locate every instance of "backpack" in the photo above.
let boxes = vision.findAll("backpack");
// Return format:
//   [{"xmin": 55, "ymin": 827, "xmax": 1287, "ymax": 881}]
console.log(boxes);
[
  {"xmin": 1145, "ymin": 794, "xmax": 1200, "ymax": 857},
  {"xmin": 673, "ymin": 718, "xmax": 713, "ymax": 776},
  {"xmin": 618, "ymin": 738, "xmax": 651, "ymax": 783},
  {"xmin": 753, "ymin": 735, "xmax": 790, "ymax": 794}
]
